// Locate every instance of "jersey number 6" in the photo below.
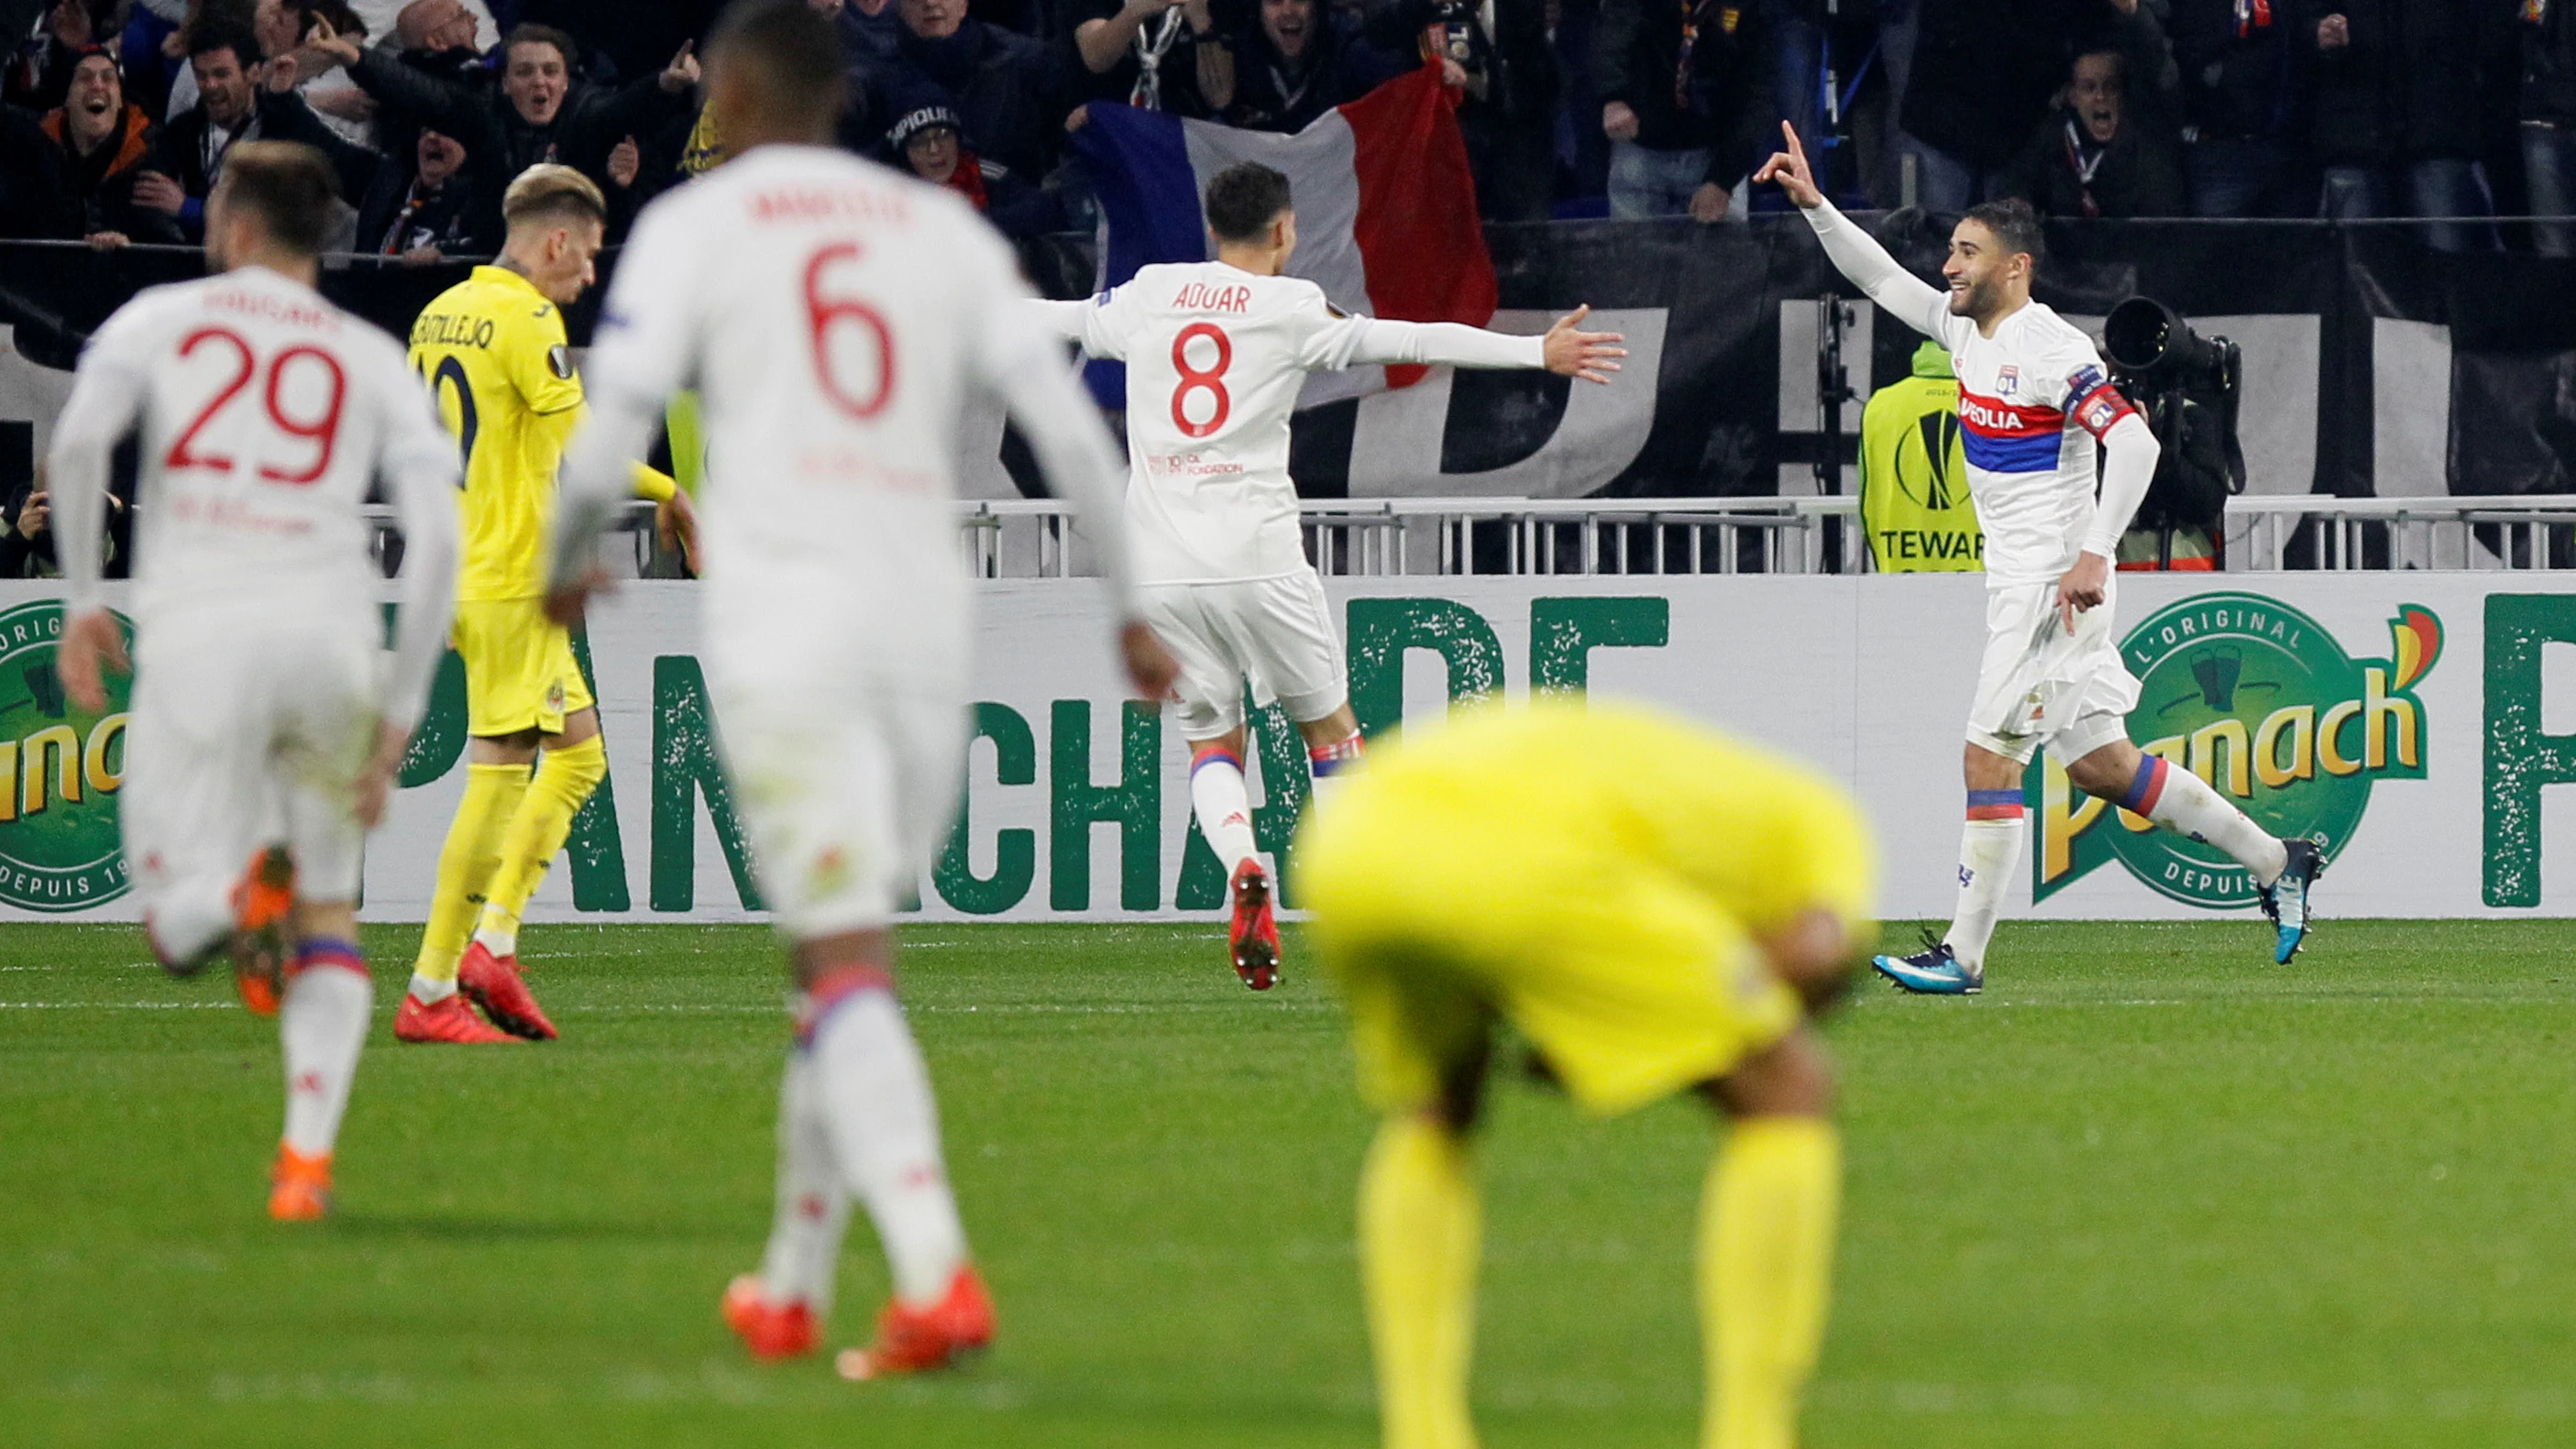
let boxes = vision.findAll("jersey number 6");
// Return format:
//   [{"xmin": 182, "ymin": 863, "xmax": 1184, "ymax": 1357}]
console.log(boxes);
[
  {"xmin": 1171, "ymin": 322, "xmax": 1231, "ymax": 439},
  {"xmin": 803, "ymin": 242, "xmax": 897, "ymax": 420},
  {"xmin": 163, "ymin": 326, "xmax": 347, "ymax": 485}
]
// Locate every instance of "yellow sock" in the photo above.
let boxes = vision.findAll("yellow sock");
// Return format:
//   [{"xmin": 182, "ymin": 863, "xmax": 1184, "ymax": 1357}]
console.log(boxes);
[
  {"xmin": 1359, "ymin": 1114, "xmax": 1481, "ymax": 1449},
  {"xmin": 473, "ymin": 734, "xmax": 607, "ymax": 958},
  {"xmin": 1701, "ymin": 1116, "xmax": 1841, "ymax": 1449},
  {"xmin": 413, "ymin": 763, "xmax": 531, "ymax": 987}
]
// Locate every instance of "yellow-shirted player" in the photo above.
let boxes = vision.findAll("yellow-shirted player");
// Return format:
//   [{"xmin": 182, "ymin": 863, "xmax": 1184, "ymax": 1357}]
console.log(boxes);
[
  {"xmin": 394, "ymin": 165, "xmax": 695, "ymax": 1045},
  {"xmin": 1296, "ymin": 699, "xmax": 1876, "ymax": 1449}
]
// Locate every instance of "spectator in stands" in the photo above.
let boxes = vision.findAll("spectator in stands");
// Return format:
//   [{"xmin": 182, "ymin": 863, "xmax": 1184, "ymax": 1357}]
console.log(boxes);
[
  {"xmin": 2299, "ymin": 0, "xmax": 2515, "ymax": 252},
  {"xmin": 313, "ymin": 19, "xmax": 699, "ymax": 215},
  {"xmin": 5, "ymin": 0, "xmax": 122, "ymax": 113},
  {"xmin": 886, "ymin": 101, "xmax": 1059, "ymax": 235},
  {"xmin": 1593, "ymin": 0, "xmax": 1773, "ymax": 222},
  {"xmin": 0, "ymin": 46, "xmax": 184, "ymax": 246},
  {"xmin": 132, "ymin": 21, "xmax": 368, "ymax": 239},
  {"xmin": 1999, "ymin": 38, "xmax": 2185, "ymax": 217},
  {"xmin": 863, "ymin": 0, "xmax": 1064, "ymax": 175},
  {"xmin": 2168, "ymin": 0, "xmax": 2308, "ymax": 216},
  {"xmin": 355, "ymin": 123, "xmax": 487, "ymax": 257},
  {"xmin": 1067, "ymin": 0, "xmax": 1227, "ymax": 115},
  {"xmin": 255, "ymin": 0, "xmax": 380, "ymax": 145},
  {"xmin": 1893, "ymin": 0, "xmax": 2085, "ymax": 210},
  {"xmin": 2522, "ymin": 0, "xmax": 2576, "ymax": 258},
  {"xmin": 2, "ymin": 469, "xmax": 130, "ymax": 580},
  {"xmin": 1211, "ymin": 0, "xmax": 1406, "ymax": 133},
  {"xmin": 360, "ymin": 0, "xmax": 495, "ymax": 56},
  {"xmin": 1390, "ymin": 0, "xmax": 1558, "ymax": 220}
]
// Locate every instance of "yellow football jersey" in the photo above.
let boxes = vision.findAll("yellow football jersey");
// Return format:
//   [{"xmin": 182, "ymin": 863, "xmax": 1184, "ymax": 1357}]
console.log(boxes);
[
  {"xmin": 1309, "ymin": 700, "xmax": 1877, "ymax": 942},
  {"xmin": 408, "ymin": 264, "xmax": 673, "ymax": 601}
]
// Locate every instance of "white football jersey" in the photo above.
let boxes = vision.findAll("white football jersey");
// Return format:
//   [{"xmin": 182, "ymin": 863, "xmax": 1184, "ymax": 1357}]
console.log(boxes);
[
  {"xmin": 47, "ymin": 265, "xmax": 460, "ymax": 724},
  {"xmin": 1040, "ymin": 262, "xmax": 1544, "ymax": 585},
  {"xmin": 573, "ymin": 145, "xmax": 1132, "ymax": 675},
  {"xmin": 1918, "ymin": 301, "xmax": 2140, "ymax": 588}
]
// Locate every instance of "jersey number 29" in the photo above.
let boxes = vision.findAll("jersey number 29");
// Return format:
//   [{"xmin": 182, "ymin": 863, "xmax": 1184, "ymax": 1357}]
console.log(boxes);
[{"xmin": 163, "ymin": 326, "xmax": 347, "ymax": 486}]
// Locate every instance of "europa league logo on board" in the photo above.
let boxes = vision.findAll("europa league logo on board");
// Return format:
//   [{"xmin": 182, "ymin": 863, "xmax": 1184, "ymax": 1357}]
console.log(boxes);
[
  {"xmin": 2033, "ymin": 594, "xmax": 2442, "ymax": 908},
  {"xmin": 0, "ymin": 601, "xmax": 134, "ymax": 912}
]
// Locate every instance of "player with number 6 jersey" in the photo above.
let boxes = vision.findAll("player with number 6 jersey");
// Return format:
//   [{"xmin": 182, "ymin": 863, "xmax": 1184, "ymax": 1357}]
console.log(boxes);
[
  {"xmin": 45, "ymin": 141, "xmax": 461, "ymax": 1221},
  {"xmin": 1029, "ymin": 159, "xmax": 1626, "ymax": 992},
  {"xmin": 543, "ymin": 0, "xmax": 1177, "ymax": 1382}
]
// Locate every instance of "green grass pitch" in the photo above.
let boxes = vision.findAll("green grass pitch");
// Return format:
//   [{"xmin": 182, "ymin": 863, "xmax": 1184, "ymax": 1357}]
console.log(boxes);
[{"xmin": 5, "ymin": 918, "xmax": 2575, "ymax": 1448}]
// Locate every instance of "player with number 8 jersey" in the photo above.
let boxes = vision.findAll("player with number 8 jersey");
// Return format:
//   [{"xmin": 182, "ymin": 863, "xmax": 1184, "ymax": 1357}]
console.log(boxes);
[{"xmin": 1029, "ymin": 160, "xmax": 1626, "ymax": 991}]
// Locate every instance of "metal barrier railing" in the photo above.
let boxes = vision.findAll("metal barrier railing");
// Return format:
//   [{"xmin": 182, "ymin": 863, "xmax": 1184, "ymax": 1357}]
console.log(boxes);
[{"xmin": 366, "ymin": 492, "xmax": 2576, "ymax": 580}]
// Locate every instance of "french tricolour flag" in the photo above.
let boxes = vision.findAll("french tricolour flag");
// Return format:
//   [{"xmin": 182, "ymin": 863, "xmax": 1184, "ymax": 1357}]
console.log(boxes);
[{"xmin": 1069, "ymin": 63, "xmax": 1496, "ymax": 407}]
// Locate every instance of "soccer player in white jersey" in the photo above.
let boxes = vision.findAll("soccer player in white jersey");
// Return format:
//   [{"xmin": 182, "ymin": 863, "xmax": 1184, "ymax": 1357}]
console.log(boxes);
[
  {"xmin": 47, "ymin": 141, "xmax": 461, "ymax": 1219},
  {"xmin": 1030, "ymin": 161, "xmax": 1625, "ymax": 991},
  {"xmin": 542, "ymin": 0, "xmax": 1177, "ymax": 1378},
  {"xmin": 1755, "ymin": 124, "xmax": 2322, "ymax": 994}
]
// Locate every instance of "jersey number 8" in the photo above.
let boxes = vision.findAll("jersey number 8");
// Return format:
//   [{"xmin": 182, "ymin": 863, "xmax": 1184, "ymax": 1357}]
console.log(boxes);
[{"xmin": 1171, "ymin": 322, "xmax": 1231, "ymax": 439}]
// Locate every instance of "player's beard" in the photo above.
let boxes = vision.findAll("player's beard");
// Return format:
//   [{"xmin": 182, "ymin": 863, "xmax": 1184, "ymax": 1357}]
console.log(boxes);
[{"xmin": 1948, "ymin": 274, "xmax": 2001, "ymax": 324}]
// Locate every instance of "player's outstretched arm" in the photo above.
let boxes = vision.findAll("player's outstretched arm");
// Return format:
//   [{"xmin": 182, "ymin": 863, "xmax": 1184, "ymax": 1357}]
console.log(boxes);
[
  {"xmin": 1319, "ymin": 308, "xmax": 1624, "ymax": 383},
  {"xmin": 1753, "ymin": 121, "xmax": 1954, "ymax": 342}
]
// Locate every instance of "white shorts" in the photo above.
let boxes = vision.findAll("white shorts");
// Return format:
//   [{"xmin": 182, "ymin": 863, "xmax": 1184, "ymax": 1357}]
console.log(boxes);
[
  {"xmin": 1140, "ymin": 572, "xmax": 1346, "ymax": 741},
  {"xmin": 1964, "ymin": 580, "xmax": 2141, "ymax": 765},
  {"xmin": 122, "ymin": 608, "xmax": 379, "ymax": 930},
  {"xmin": 707, "ymin": 656, "xmax": 965, "ymax": 941}
]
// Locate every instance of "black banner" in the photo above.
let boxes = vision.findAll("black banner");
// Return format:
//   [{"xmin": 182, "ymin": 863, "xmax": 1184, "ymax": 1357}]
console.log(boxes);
[{"xmin": 6, "ymin": 217, "xmax": 2574, "ymax": 502}]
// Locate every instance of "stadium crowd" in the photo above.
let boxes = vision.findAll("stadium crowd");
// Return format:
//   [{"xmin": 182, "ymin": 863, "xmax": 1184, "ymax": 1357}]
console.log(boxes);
[{"xmin": 0, "ymin": 0, "xmax": 2566, "ymax": 252}]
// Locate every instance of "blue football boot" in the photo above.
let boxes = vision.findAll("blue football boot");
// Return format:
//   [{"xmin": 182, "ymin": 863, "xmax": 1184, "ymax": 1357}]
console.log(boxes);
[
  {"xmin": 1871, "ymin": 937, "xmax": 1983, "ymax": 995},
  {"xmin": 2257, "ymin": 837, "xmax": 2326, "ymax": 964}
]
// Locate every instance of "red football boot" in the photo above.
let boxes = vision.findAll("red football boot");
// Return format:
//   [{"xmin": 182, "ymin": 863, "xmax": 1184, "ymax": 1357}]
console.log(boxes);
[
  {"xmin": 394, "ymin": 991, "xmax": 522, "ymax": 1044},
  {"xmin": 834, "ymin": 1268, "xmax": 996, "ymax": 1380},
  {"xmin": 229, "ymin": 846, "xmax": 296, "ymax": 1016},
  {"xmin": 1227, "ymin": 861, "xmax": 1280, "ymax": 992},
  {"xmin": 722, "ymin": 1274, "xmax": 820, "ymax": 1360},
  {"xmin": 457, "ymin": 941, "xmax": 556, "ymax": 1040},
  {"xmin": 269, "ymin": 1143, "xmax": 331, "ymax": 1222}
]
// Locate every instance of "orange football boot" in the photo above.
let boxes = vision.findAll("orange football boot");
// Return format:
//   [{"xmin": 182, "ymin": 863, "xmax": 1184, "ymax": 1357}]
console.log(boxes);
[
  {"xmin": 457, "ymin": 941, "xmax": 557, "ymax": 1040},
  {"xmin": 229, "ymin": 846, "xmax": 296, "ymax": 1016},
  {"xmin": 1227, "ymin": 861, "xmax": 1280, "ymax": 991},
  {"xmin": 722, "ymin": 1274, "xmax": 820, "ymax": 1360},
  {"xmin": 269, "ymin": 1144, "xmax": 331, "ymax": 1222},
  {"xmin": 394, "ymin": 991, "xmax": 521, "ymax": 1044},
  {"xmin": 834, "ymin": 1268, "xmax": 996, "ymax": 1380}
]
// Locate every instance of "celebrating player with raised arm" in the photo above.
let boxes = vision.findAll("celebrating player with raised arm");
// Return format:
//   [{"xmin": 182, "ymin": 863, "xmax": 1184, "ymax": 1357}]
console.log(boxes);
[
  {"xmin": 1029, "ymin": 161, "xmax": 1626, "ymax": 991},
  {"xmin": 543, "ymin": 0, "xmax": 1177, "ymax": 1378},
  {"xmin": 1755, "ymin": 123, "xmax": 2320, "ymax": 993},
  {"xmin": 48, "ymin": 142, "xmax": 462, "ymax": 1221},
  {"xmin": 398, "ymin": 164, "xmax": 697, "ymax": 1046}
]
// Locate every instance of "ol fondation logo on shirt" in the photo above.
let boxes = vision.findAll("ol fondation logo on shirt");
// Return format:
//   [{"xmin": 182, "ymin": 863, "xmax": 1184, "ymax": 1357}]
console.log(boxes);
[
  {"xmin": 2033, "ymin": 593, "xmax": 2441, "ymax": 908},
  {"xmin": 0, "ymin": 601, "xmax": 134, "ymax": 912}
]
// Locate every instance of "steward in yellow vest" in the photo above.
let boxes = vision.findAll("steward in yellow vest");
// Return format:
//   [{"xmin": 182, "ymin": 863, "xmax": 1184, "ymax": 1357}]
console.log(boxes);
[{"xmin": 1859, "ymin": 340, "xmax": 1983, "ymax": 573}]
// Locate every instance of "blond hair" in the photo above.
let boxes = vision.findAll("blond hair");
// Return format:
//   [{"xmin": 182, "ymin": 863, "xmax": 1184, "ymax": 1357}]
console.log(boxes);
[
  {"xmin": 501, "ymin": 163, "xmax": 607, "ymax": 230},
  {"xmin": 213, "ymin": 141, "xmax": 339, "ymax": 254}
]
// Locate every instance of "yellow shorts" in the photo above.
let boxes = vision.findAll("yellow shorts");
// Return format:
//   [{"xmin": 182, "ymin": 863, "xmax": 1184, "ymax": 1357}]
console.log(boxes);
[
  {"xmin": 1301, "ymin": 801, "xmax": 1802, "ymax": 1119},
  {"xmin": 452, "ymin": 598, "xmax": 593, "ymax": 738}
]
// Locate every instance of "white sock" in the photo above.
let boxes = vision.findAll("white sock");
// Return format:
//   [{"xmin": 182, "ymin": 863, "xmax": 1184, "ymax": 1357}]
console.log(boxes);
[
  {"xmin": 760, "ymin": 1047, "xmax": 853, "ymax": 1312},
  {"xmin": 407, "ymin": 972, "xmax": 456, "ymax": 1004},
  {"xmin": 1942, "ymin": 798, "xmax": 2026, "ymax": 972},
  {"xmin": 2130, "ymin": 755, "xmax": 2288, "ymax": 885},
  {"xmin": 145, "ymin": 874, "xmax": 236, "ymax": 968},
  {"xmin": 1190, "ymin": 747, "xmax": 1261, "ymax": 876},
  {"xmin": 810, "ymin": 988, "xmax": 969, "ymax": 1307},
  {"xmin": 471, "ymin": 917, "xmax": 519, "ymax": 960},
  {"xmin": 280, "ymin": 943, "xmax": 372, "ymax": 1158},
  {"xmin": 1305, "ymin": 733, "xmax": 1363, "ymax": 809}
]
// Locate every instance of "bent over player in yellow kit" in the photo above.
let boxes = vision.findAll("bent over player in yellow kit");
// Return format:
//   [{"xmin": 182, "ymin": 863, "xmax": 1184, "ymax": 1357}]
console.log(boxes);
[
  {"xmin": 396, "ymin": 165, "xmax": 694, "ymax": 1045},
  {"xmin": 1298, "ymin": 701, "xmax": 1875, "ymax": 1449}
]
